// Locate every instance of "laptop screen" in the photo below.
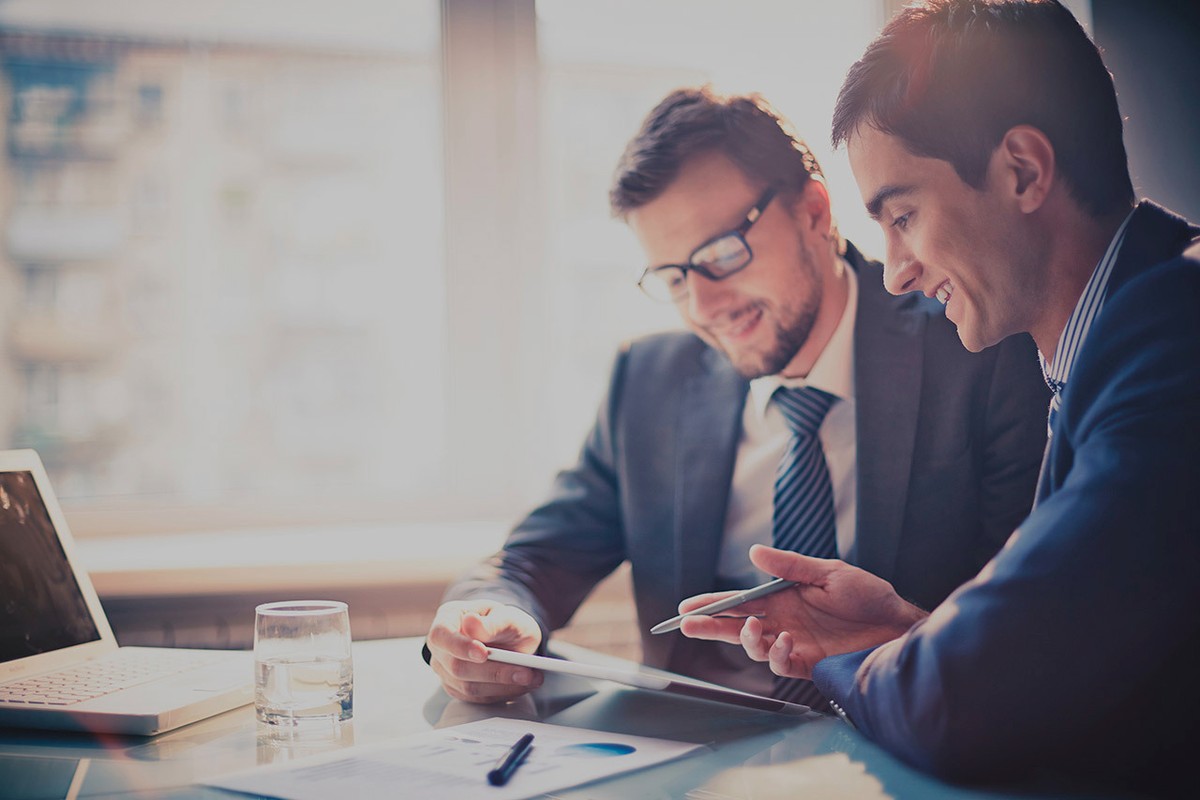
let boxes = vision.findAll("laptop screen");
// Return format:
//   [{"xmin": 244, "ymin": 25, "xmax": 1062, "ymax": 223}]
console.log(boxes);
[{"xmin": 0, "ymin": 471, "xmax": 101, "ymax": 663}]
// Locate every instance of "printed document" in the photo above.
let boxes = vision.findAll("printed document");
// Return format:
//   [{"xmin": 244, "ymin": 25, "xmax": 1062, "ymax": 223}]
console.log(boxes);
[{"xmin": 205, "ymin": 717, "xmax": 704, "ymax": 800}]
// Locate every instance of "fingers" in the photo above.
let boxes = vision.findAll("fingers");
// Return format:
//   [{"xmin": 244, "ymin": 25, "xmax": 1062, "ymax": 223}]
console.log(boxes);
[
  {"xmin": 736, "ymin": 604, "xmax": 813, "ymax": 680},
  {"xmin": 677, "ymin": 590, "xmax": 740, "ymax": 614},
  {"xmin": 426, "ymin": 602, "xmax": 545, "ymax": 704},
  {"xmin": 767, "ymin": 631, "xmax": 812, "ymax": 680},
  {"xmin": 427, "ymin": 610, "xmax": 489, "ymax": 663},
  {"xmin": 460, "ymin": 612, "xmax": 510, "ymax": 648},
  {"xmin": 678, "ymin": 613, "xmax": 750, "ymax": 645},
  {"xmin": 686, "ymin": 612, "xmax": 813, "ymax": 681},
  {"xmin": 738, "ymin": 616, "xmax": 773, "ymax": 662},
  {"xmin": 429, "ymin": 647, "xmax": 544, "ymax": 704},
  {"xmin": 428, "ymin": 602, "xmax": 541, "ymax": 655},
  {"xmin": 749, "ymin": 544, "xmax": 837, "ymax": 585}
]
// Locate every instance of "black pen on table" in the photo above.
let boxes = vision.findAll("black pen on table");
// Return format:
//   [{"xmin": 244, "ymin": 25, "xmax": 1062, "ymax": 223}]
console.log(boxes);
[{"xmin": 487, "ymin": 732, "xmax": 535, "ymax": 786}]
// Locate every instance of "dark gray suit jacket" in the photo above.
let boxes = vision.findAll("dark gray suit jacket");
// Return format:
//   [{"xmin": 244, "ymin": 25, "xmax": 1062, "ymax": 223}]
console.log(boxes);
[{"xmin": 445, "ymin": 244, "xmax": 1049, "ymax": 686}]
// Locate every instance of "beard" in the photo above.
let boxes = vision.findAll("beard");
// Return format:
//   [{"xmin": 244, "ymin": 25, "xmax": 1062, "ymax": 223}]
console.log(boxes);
[
  {"xmin": 722, "ymin": 301, "xmax": 820, "ymax": 379},
  {"xmin": 719, "ymin": 241, "xmax": 823, "ymax": 379}
]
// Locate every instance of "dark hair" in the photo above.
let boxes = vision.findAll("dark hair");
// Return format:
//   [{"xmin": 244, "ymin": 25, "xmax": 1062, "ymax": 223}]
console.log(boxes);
[
  {"xmin": 831, "ymin": 0, "xmax": 1134, "ymax": 217},
  {"xmin": 610, "ymin": 86, "xmax": 824, "ymax": 217}
]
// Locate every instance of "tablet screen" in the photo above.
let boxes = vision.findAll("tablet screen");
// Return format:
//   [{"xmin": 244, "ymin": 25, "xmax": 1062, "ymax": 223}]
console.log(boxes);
[{"xmin": 485, "ymin": 648, "xmax": 810, "ymax": 715}]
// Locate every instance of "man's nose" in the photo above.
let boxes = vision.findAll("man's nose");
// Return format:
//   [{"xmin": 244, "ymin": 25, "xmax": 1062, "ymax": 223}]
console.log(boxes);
[
  {"xmin": 882, "ymin": 239, "xmax": 923, "ymax": 296},
  {"xmin": 684, "ymin": 270, "xmax": 732, "ymax": 322}
]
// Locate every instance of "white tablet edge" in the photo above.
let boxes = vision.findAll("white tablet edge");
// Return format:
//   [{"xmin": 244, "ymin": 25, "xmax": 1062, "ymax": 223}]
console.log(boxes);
[
  {"xmin": 484, "ymin": 648, "xmax": 810, "ymax": 715},
  {"xmin": 485, "ymin": 647, "xmax": 671, "ymax": 690}
]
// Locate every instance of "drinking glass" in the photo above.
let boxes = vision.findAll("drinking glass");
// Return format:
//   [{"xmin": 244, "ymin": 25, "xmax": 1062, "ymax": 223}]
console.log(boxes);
[{"xmin": 254, "ymin": 600, "xmax": 353, "ymax": 726}]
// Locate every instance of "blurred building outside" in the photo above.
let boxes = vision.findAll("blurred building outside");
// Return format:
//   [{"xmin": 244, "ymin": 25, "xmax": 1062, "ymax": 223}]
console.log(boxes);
[{"xmin": 0, "ymin": 0, "xmax": 921, "ymax": 657}]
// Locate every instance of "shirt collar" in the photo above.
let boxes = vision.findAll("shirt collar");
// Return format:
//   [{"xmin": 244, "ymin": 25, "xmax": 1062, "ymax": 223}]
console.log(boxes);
[
  {"xmin": 749, "ymin": 257, "xmax": 857, "ymax": 419},
  {"xmin": 1038, "ymin": 208, "xmax": 1135, "ymax": 395}
]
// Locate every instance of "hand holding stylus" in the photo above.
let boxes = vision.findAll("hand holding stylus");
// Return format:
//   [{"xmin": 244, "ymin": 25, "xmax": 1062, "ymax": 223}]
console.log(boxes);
[
  {"xmin": 650, "ymin": 577, "xmax": 797, "ymax": 634},
  {"xmin": 672, "ymin": 545, "xmax": 928, "ymax": 679}
]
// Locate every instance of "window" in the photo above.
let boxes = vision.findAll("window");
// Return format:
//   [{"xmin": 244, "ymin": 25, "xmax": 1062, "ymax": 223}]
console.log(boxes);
[
  {"xmin": 0, "ymin": 0, "xmax": 889, "ymax": 540},
  {"xmin": 0, "ymin": 1, "xmax": 444, "ymax": 524}
]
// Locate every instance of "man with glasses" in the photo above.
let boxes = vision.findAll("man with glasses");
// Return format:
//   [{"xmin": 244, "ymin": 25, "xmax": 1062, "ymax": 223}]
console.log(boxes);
[{"xmin": 424, "ymin": 86, "xmax": 1049, "ymax": 708}]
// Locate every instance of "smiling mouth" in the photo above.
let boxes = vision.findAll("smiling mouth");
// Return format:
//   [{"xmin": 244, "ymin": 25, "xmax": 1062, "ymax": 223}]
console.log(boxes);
[
  {"xmin": 712, "ymin": 306, "xmax": 763, "ymax": 340},
  {"xmin": 933, "ymin": 280, "xmax": 954, "ymax": 305}
]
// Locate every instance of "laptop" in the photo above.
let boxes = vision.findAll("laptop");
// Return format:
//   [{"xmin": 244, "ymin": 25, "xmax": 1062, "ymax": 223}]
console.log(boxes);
[{"xmin": 0, "ymin": 449, "xmax": 253, "ymax": 736}]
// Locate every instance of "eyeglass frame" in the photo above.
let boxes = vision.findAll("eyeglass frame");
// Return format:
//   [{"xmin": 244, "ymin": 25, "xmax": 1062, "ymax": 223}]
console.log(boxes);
[{"xmin": 636, "ymin": 185, "xmax": 778, "ymax": 303}]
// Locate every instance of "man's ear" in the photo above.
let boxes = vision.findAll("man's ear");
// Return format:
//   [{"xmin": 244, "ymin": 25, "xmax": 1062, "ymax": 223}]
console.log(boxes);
[
  {"xmin": 788, "ymin": 177, "xmax": 834, "ymax": 236},
  {"xmin": 996, "ymin": 125, "xmax": 1055, "ymax": 213}
]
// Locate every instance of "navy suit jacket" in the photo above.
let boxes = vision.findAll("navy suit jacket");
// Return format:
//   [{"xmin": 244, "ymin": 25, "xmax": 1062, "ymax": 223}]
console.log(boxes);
[
  {"xmin": 446, "ymin": 244, "xmax": 1049, "ymax": 691},
  {"xmin": 814, "ymin": 202, "xmax": 1200, "ymax": 793}
]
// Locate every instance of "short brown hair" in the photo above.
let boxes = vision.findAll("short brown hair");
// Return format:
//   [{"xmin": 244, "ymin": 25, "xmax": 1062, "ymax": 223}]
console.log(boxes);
[
  {"xmin": 610, "ymin": 86, "xmax": 824, "ymax": 217},
  {"xmin": 832, "ymin": 0, "xmax": 1133, "ymax": 218}
]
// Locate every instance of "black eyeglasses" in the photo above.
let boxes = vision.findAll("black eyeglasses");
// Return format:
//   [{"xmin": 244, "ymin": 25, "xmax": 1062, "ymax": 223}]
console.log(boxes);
[{"xmin": 637, "ymin": 186, "xmax": 777, "ymax": 303}]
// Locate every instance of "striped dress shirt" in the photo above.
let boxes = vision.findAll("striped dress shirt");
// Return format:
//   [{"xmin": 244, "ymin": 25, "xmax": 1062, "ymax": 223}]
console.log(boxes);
[{"xmin": 1038, "ymin": 210, "xmax": 1135, "ymax": 431}]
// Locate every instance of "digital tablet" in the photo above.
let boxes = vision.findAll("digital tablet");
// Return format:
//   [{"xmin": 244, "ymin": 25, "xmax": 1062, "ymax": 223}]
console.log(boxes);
[{"xmin": 485, "ymin": 648, "xmax": 811, "ymax": 715}]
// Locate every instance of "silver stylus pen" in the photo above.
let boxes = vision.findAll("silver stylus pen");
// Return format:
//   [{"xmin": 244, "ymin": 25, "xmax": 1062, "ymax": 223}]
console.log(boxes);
[{"xmin": 650, "ymin": 577, "xmax": 798, "ymax": 634}]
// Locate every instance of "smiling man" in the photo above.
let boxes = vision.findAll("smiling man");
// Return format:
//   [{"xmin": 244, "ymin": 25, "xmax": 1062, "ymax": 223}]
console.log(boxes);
[
  {"xmin": 424, "ymin": 86, "xmax": 1048, "ymax": 711},
  {"xmin": 854, "ymin": 123, "xmax": 1061, "ymax": 354},
  {"xmin": 675, "ymin": 1, "xmax": 1200, "ymax": 793}
]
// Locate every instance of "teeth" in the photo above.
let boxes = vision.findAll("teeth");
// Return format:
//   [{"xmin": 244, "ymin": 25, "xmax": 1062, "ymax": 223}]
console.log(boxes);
[
  {"xmin": 935, "ymin": 281, "xmax": 953, "ymax": 305},
  {"xmin": 722, "ymin": 307, "xmax": 760, "ymax": 336}
]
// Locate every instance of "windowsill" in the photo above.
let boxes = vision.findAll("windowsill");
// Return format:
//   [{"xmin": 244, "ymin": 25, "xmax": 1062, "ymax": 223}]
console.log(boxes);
[
  {"xmin": 74, "ymin": 518, "xmax": 637, "ymax": 658},
  {"xmin": 76, "ymin": 520, "xmax": 510, "ymax": 598}
]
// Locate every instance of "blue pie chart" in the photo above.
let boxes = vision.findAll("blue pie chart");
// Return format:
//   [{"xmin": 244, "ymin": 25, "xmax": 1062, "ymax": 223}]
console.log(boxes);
[{"xmin": 556, "ymin": 742, "xmax": 637, "ymax": 758}]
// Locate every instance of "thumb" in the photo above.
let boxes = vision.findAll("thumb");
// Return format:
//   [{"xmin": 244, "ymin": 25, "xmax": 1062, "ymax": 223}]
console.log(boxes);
[{"xmin": 749, "ymin": 544, "xmax": 835, "ymax": 585}]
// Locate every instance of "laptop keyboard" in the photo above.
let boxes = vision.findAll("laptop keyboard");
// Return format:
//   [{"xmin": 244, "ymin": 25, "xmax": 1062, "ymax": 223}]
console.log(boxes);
[{"xmin": 0, "ymin": 649, "xmax": 230, "ymax": 706}]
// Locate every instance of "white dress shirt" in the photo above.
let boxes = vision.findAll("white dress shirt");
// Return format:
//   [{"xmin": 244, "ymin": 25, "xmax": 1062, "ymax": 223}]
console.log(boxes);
[{"xmin": 716, "ymin": 261, "xmax": 858, "ymax": 587}]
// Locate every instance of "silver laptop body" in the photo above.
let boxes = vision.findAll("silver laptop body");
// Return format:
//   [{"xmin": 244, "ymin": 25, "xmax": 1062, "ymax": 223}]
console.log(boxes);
[{"xmin": 0, "ymin": 449, "xmax": 252, "ymax": 735}]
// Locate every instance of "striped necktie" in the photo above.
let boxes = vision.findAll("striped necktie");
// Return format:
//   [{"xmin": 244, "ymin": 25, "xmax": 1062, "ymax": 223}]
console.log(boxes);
[
  {"xmin": 772, "ymin": 386, "xmax": 838, "ymax": 558},
  {"xmin": 770, "ymin": 385, "xmax": 838, "ymax": 708}
]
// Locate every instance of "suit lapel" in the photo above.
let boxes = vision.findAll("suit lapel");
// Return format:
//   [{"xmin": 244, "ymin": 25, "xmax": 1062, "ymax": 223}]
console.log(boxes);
[
  {"xmin": 668, "ymin": 347, "xmax": 746, "ymax": 663},
  {"xmin": 1033, "ymin": 201, "xmax": 1198, "ymax": 506},
  {"xmin": 1106, "ymin": 201, "xmax": 1199, "ymax": 297},
  {"xmin": 851, "ymin": 247, "xmax": 927, "ymax": 578}
]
